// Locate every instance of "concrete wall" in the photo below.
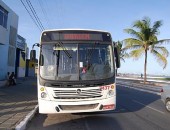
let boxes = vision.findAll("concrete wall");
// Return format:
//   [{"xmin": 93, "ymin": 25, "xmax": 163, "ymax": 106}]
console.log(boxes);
[
  {"xmin": 0, "ymin": 26, "xmax": 8, "ymax": 44},
  {"xmin": 18, "ymin": 67, "xmax": 25, "ymax": 77},
  {"xmin": 17, "ymin": 51, "xmax": 26, "ymax": 77},
  {"xmin": 0, "ymin": 0, "xmax": 18, "ymax": 80},
  {"xmin": 0, "ymin": 44, "xmax": 8, "ymax": 80},
  {"xmin": 16, "ymin": 35, "xmax": 27, "ymax": 78},
  {"xmin": 29, "ymin": 61, "xmax": 35, "ymax": 76}
]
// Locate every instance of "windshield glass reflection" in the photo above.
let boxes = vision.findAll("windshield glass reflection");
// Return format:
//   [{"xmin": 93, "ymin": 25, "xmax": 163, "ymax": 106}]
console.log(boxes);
[
  {"xmin": 40, "ymin": 43, "xmax": 114, "ymax": 81},
  {"xmin": 79, "ymin": 44, "xmax": 114, "ymax": 80}
]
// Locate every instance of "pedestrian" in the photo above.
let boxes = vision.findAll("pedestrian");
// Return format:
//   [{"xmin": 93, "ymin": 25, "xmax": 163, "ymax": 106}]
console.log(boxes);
[
  {"xmin": 141, "ymin": 73, "xmax": 143, "ymax": 78},
  {"xmin": 9, "ymin": 72, "xmax": 16, "ymax": 85}
]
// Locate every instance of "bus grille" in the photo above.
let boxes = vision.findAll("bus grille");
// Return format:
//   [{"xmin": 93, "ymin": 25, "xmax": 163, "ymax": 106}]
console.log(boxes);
[
  {"xmin": 53, "ymin": 89, "xmax": 102, "ymax": 99},
  {"xmin": 59, "ymin": 104, "xmax": 99, "ymax": 110}
]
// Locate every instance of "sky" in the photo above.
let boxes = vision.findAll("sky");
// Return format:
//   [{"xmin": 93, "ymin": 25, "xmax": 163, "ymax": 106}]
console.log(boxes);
[{"xmin": 2, "ymin": 0, "xmax": 170, "ymax": 76}]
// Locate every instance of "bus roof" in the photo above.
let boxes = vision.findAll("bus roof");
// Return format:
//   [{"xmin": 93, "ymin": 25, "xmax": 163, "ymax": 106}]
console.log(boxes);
[
  {"xmin": 41, "ymin": 29, "xmax": 110, "ymax": 34},
  {"xmin": 40, "ymin": 29, "xmax": 112, "ymax": 42}
]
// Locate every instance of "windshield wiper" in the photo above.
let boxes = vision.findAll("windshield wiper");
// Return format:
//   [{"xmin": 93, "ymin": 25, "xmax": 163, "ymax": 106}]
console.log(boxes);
[
  {"xmin": 87, "ymin": 42, "xmax": 97, "ymax": 62},
  {"xmin": 57, "ymin": 42, "xmax": 72, "ymax": 58},
  {"xmin": 56, "ymin": 50, "xmax": 60, "ymax": 77},
  {"xmin": 54, "ymin": 42, "xmax": 72, "ymax": 78}
]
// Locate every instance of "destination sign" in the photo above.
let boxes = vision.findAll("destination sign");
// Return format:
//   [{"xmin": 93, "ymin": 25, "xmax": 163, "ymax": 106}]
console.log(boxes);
[{"xmin": 41, "ymin": 31, "xmax": 111, "ymax": 42}]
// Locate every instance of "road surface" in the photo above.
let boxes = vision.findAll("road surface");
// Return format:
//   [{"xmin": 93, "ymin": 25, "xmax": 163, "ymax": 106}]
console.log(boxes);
[{"xmin": 26, "ymin": 85, "xmax": 170, "ymax": 130}]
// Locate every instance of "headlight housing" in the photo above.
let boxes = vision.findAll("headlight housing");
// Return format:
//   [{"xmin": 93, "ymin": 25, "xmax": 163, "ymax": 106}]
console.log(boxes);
[
  {"xmin": 107, "ymin": 90, "xmax": 115, "ymax": 97},
  {"xmin": 39, "ymin": 87, "xmax": 50, "ymax": 100},
  {"xmin": 41, "ymin": 92, "xmax": 47, "ymax": 98}
]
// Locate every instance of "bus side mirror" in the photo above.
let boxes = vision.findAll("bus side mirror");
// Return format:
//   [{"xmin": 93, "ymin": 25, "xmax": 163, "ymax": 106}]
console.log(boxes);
[
  {"xmin": 114, "ymin": 47, "xmax": 121, "ymax": 68},
  {"xmin": 30, "ymin": 50, "xmax": 36, "ymax": 61},
  {"xmin": 39, "ymin": 54, "xmax": 44, "ymax": 66}
]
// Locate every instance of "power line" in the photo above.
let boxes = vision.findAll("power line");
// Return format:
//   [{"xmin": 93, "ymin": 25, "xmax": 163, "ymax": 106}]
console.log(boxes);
[
  {"xmin": 44, "ymin": 0, "xmax": 56, "ymax": 28},
  {"xmin": 38, "ymin": 0, "xmax": 51, "ymax": 28},
  {"xmin": 26, "ymin": 0, "xmax": 45, "ymax": 30},
  {"xmin": 20, "ymin": 0, "xmax": 42, "ymax": 32}
]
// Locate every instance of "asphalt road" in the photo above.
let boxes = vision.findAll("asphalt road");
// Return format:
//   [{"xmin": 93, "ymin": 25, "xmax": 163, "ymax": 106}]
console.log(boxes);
[{"xmin": 26, "ymin": 85, "xmax": 170, "ymax": 130}]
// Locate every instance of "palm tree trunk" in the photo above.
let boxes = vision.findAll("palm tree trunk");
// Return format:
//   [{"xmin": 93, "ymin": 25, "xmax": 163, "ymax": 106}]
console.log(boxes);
[{"xmin": 144, "ymin": 49, "xmax": 147, "ymax": 84}]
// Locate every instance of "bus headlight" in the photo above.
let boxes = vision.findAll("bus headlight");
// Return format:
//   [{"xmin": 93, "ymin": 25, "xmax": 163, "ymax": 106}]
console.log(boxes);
[
  {"xmin": 41, "ymin": 92, "xmax": 47, "ymax": 98},
  {"xmin": 107, "ymin": 90, "xmax": 114, "ymax": 97}
]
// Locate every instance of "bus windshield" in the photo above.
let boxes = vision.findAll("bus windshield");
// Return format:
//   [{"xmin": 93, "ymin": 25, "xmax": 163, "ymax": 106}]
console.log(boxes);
[{"xmin": 40, "ymin": 43, "xmax": 114, "ymax": 81}]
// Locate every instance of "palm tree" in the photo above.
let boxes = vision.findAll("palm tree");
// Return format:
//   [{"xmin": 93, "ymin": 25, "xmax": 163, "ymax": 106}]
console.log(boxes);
[
  {"xmin": 123, "ymin": 17, "xmax": 170, "ymax": 83},
  {"xmin": 115, "ymin": 41, "xmax": 129, "ymax": 76},
  {"xmin": 117, "ymin": 41, "xmax": 129, "ymax": 62}
]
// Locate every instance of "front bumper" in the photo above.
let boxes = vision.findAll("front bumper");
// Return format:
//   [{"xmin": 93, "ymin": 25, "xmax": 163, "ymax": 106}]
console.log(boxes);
[{"xmin": 38, "ymin": 96, "xmax": 116, "ymax": 114}]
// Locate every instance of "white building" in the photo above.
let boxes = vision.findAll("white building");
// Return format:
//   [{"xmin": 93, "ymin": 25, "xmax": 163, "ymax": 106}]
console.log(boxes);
[
  {"xmin": 16, "ymin": 35, "xmax": 28, "ymax": 77},
  {"xmin": 0, "ymin": 0, "xmax": 18, "ymax": 80}
]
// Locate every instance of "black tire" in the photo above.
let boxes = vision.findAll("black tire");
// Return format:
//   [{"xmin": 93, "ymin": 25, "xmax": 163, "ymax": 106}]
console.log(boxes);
[{"xmin": 165, "ymin": 99, "xmax": 170, "ymax": 112}]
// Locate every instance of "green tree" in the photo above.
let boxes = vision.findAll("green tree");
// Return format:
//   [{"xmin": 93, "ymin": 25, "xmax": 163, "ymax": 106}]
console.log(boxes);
[
  {"xmin": 117, "ymin": 41, "xmax": 129, "ymax": 62},
  {"xmin": 115, "ymin": 41, "xmax": 128, "ymax": 76},
  {"xmin": 123, "ymin": 17, "xmax": 170, "ymax": 83}
]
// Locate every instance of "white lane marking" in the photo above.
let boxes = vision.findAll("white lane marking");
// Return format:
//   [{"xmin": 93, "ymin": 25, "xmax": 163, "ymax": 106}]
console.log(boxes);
[{"xmin": 132, "ymin": 100, "xmax": 164, "ymax": 114}]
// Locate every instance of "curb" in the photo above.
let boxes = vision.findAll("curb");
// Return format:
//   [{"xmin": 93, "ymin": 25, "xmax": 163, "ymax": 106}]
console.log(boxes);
[
  {"xmin": 15, "ymin": 105, "xmax": 38, "ymax": 130},
  {"xmin": 117, "ymin": 77, "xmax": 170, "ymax": 84}
]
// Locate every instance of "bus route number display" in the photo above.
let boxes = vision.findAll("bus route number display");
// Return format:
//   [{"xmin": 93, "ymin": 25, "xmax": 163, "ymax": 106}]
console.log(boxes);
[
  {"xmin": 42, "ymin": 31, "xmax": 111, "ymax": 42},
  {"xmin": 64, "ymin": 34, "xmax": 90, "ymax": 40}
]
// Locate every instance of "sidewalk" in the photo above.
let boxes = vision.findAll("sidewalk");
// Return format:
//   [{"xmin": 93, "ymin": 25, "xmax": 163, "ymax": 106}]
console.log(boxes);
[
  {"xmin": 0, "ymin": 80, "xmax": 7, "ymax": 88},
  {"xmin": 116, "ymin": 76, "xmax": 170, "ymax": 94},
  {"xmin": 0, "ymin": 77, "xmax": 38, "ymax": 130},
  {"xmin": 117, "ymin": 76, "xmax": 170, "ymax": 85},
  {"xmin": 117, "ymin": 80, "xmax": 162, "ymax": 94}
]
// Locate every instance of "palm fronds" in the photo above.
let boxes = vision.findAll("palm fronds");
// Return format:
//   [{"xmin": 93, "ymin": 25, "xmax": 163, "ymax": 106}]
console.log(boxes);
[{"xmin": 123, "ymin": 17, "xmax": 170, "ymax": 83}]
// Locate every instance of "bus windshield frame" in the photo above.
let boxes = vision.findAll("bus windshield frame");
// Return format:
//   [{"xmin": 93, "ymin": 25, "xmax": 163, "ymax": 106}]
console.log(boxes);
[{"xmin": 39, "ymin": 30, "xmax": 115, "ymax": 82}]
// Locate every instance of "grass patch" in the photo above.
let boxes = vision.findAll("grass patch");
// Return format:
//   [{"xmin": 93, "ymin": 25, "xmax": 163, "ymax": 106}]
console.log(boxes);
[{"xmin": 148, "ymin": 78, "xmax": 170, "ymax": 81}]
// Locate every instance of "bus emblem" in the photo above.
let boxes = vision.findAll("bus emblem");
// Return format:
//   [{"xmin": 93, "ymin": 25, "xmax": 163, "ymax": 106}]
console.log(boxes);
[{"xmin": 76, "ymin": 89, "xmax": 81, "ymax": 94}]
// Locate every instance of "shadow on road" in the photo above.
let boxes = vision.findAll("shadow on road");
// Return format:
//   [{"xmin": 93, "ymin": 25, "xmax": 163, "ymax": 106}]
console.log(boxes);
[
  {"xmin": 0, "ymin": 77, "xmax": 38, "ymax": 129},
  {"xmin": 74, "ymin": 85, "xmax": 162, "ymax": 115},
  {"xmin": 116, "ymin": 85, "xmax": 162, "ymax": 113},
  {"xmin": 26, "ymin": 84, "xmax": 166, "ymax": 130},
  {"xmin": 26, "ymin": 113, "xmax": 122, "ymax": 130}
]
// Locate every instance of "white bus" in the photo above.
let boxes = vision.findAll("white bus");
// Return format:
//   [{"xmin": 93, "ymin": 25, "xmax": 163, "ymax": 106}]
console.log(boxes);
[{"xmin": 31, "ymin": 29, "xmax": 120, "ymax": 113}]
